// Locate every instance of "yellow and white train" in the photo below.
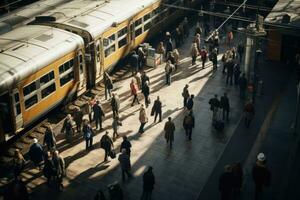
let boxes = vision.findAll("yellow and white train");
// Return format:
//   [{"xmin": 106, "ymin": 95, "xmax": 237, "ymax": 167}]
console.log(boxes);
[{"xmin": 0, "ymin": 0, "xmax": 191, "ymax": 142}]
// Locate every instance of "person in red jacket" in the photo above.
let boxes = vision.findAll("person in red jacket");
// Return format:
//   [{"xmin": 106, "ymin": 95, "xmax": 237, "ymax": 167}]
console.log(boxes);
[{"xmin": 130, "ymin": 79, "xmax": 140, "ymax": 106}]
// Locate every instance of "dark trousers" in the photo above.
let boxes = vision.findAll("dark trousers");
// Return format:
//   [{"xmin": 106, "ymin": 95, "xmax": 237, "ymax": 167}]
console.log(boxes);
[
  {"xmin": 105, "ymin": 87, "xmax": 112, "ymax": 100},
  {"xmin": 166, "ymin": 139, "xmax": 173, "ymax": 149},
  {"xmin": 234, "ymin": 74, "xmax": 240, "ymax": 85},
  {"xmin": 184, "ymin": 97, "xmax": 188, "ymax": 107},
  {"xmin": 255, "ymin": 185, "xmax": 263, "ymax": 200},
  {"xmin": 154, "ymin": 111, "xmax": 162, "ymax": 122},
  {"xmin": 95, "ymin": 117, "xmax": 102, "ymax": 129},
  {"xmin": 104, "ymin": 149, "xmax": 109, "ymax": 161},
  {"xmin": 245, "ymin": 117, "xmax": 252, "ymax": 128},
  {"xmin": 113, "ymin": 110, "xmax": 119, "ymax": 118},
  {"xmin": 122, "ymin": 169, "xmax": 132, "ymax": 181},
  {"xmin": 85, "ymin": 137, "xmax": 93, "ymax": 150},
  {"xmin": 139, "ymin": 122, "xmax": 146, "ymax": 133},
  {"xmin": 75, "ymin": 122, "xmax": 81, "ymax": 132},
  {"xmin": 185, "ymin": 128, "xmax": 193, "ymax": 140},
  {"xmin": 144, "ymin": 94, "xmax": 150, "ymax": 107},
  {"xmin": 166, "ymin": 74, "xmax": 171, "ymax": 85},
  {"xmin": 192, "ymin": 56, "xmax": 197, "ymax": 65},
  {"xmin": 213, "ymin": 61, "xmax": 218, "ymax": 70},
  {"xmin": 131, "ymin": 94, "xmax": 140, "ymax": 106},
  {"xmin": 141, "ymin": 190, "xmax": 152, "ymax": 200},
  {"xmin": 222, "ymin": 109, "xmax": 229, "ymax": 121},
  {"xmin": 220, "ymin": 190, "xmax": 232, "ymax": 200},
  {"xmin": 202, "ymin": 60, "xmax": 206, "ymax": 69},
  {"xmin": 226, "ymin": 74, "xmax": 233, "ymax": 85}
]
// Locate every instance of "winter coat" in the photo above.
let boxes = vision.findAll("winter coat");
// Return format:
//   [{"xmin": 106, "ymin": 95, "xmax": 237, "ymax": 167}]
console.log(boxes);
[
  {"xmin": 130, "ymin": 82, "xmax": 138, "ymax": 95},
  {"xmin": 190, "ymin": 46, "xmax": 198, "ymax": 57},
  {"xmin": 183, "ymin": 114, "xmax": 195, "ymax": 129},
  {"xmin": 93, "ymin": 104, "xmax": 105, "ymax": 119},
  {"xmin": 209, "ymin": 97, "xmax": 220, "ymax": 111},
  {"xmin": 73, "ymin": 109, "xmax": 83, "ymax": 125},
  {"xmin": 220, "ymin": 96, "xmax": 230, "ymax": 110},
  {"xmin": 165, "ymin": 63, "xmax": 174, "ymax": 75},
  {"xmin": 111, "ymin": 96, "xmax": 120, "ymax": 111},
  {"xmin": 141, "ymin": 74, "xmax": 150, "ymax": 87},
  {"xmin": 43, "ymin": 128, "xmax": 56, "ymax": 149},
  {"xmin": 182, "ymin": 87, "xmax": 189, "ymax": 98},
  {"xmin": 142, "ymin": 84, "xmax": 150, "ymax": 97},
  {"xmin": 143, "ymin": 171, "xmax": 155, "ymax": 191},
  {"xmin": 43, "ymin": 158, "xmax": 55, "ymax": 179},
  {"xmin": 152, "ymin": 99, "xmax": 162, "ymax": 112},
  {"xmin": 61, "ymin": 118, "xmax": 74, "ymax": 136},
  {"xmin": 100, "ymin": 135, "xmax": 113, "ymax": 151},
  {"xmin": 112, "ymin": 119, "xmax": 122, "ymax": 132},
  {"xmin": 28, "ymin": 143, "xmax": 44, "ymax": 164},
  {"xmin": 164, "ymin": 121, "xmax": 175, "ymax": 141},
  {"xmin": 166, "ymin": 40, "xmax": 173, "ymax": 53},
  {"xmin": 120, "ymin": 140, "xmax": 132, "ymax": 155},
  {"xmin": 83, "ymin": 124, "xmax": 94, "ymax": 140},
  {"xmin": 118, "ymin": 153, "xmax": 131, "ymax": 170},
  {"xmin": 53, "ymin": 155, "xmax": 65, "ymax": 177},
  {"xmin": 139, "ymin": 108, "xmax": 148, "ymax": 123},
  {"xmin": 156, "ymin": 44, "xmax": 165, "ymax": 55}
]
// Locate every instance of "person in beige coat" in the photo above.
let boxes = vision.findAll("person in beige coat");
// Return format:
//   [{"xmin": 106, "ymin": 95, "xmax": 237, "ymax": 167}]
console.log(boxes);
[{"xmin": 139, "ymin": 104, "xmax": 148, "ymax": 134}]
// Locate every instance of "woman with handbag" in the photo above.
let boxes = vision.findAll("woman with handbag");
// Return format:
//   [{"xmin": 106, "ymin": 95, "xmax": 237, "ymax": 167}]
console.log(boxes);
[{"xmin": 100, "ymin": 131, "xmax": 114, "ymax": 162}]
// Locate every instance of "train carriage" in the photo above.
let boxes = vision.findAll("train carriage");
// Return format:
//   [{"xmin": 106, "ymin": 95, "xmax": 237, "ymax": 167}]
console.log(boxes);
[{"xmin": 0, "ymin": 25, "xmax": 86, "ymax": 142}]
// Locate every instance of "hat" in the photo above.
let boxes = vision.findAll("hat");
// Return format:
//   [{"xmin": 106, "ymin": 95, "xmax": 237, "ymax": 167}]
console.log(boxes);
[
  {"xmin": 257, "ymin": 153, "xmax": 265, "ymax": 161},
  {"xmin": 33, "ymin": 138, "xmax": 38, "ymax": 143}
]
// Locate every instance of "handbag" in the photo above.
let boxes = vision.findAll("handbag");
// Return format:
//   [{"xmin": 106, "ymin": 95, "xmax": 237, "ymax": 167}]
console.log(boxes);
[{"xmin": 109, "ymin": 149, "xmax": 116, "ymax": 159}]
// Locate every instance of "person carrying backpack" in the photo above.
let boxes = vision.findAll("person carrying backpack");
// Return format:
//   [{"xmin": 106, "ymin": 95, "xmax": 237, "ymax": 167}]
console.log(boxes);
[{"xmin": 183, "ymin": 111, "xmax": 195, "ymax": 140}]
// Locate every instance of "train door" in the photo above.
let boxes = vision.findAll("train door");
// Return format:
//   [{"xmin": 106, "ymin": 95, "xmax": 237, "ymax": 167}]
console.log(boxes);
[
  {"xmin": 77, "ymin": 50, "xmax": 86, "ymax": 96},
  {"xmin": 11, "ymin": 89, "xmax": 23, "ymax": 131},
  {"xmin": 95, "ymin": 39, "xmax": 102, "ymax": 82}
]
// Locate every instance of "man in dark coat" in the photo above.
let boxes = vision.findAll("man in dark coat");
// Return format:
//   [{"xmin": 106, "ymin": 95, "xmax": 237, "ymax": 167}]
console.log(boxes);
[
  {"xmin": 43, "ymin": 124, "xmax": 56, "ymax": 151},
  {"xmin": 220, "ymin": 93, "xmax": 230, "ymax": 121},
  {"xmin": 219, "ymin": 165, "xmax": 234, "ymax": 200},
  {"xmin": 130, "ymin": 51, "xmax": 139, "ymax": 75},
  {"xmin": 164, "ymin": 117, "xmax": 175, "ymax": 149},
  {"xmin": 183, "ymin": 111, "xmax": 195, "ymax": 140},
  {"xmin": 93, "ymin": 100, "xmax": 105, "ymax": 130},
  {"xmin": 141, "ymin": 166, "xmax": 155, "ymax": 200},
  {"xmin": 111, "ymin": 93, "xmax": 120, "ymax": 118},
  {"xmin": 142, "ymin": 81, "xmax": 150, "ymax": 108},
  {"xmin": 104, "ymin": 72, "xmax": 113, "ymax": 100},
  {"xmin": 61, "ymin": 114, "xmax": 74, "ymax": 143},
  {"xmin": 29, "ymin": 138, "xmax": 44, "ymax": 169},
  {"xmin": 210, "ymin": 48, "xmax": 218, "ymax": 70},
  {"xmin": 83, "ymin": 120, "xmax": 94, "ymax": 150},
  {"xmin": 73, "ymin": 107, "xmax": 83, "ymax": 132},
  {"xmin": 238, "ymin": 73, "xmax": 248, "ymax": 99},
  {"xmin": 237, "ymin": 43, "xmax": 244, "ymax": 63},
  {"xmin": 152, "ymin": 96, "xmax": 162, "ymax": 123},
  {"xmin": 225, "ymin": 59, "xmax": 235, "ymax": 85},
  {"xmin": 118, "ymin": 149, "xmax": 132, "ymax": 181},
  {"xmin": 52, "ymin": 150, "xmax": 65, "ymax": 190},
  {"xmin": 120, "ymin": 136, "xmax": 131, "ymax": 157},
  {"xmin": 43, "ymin": 151, "xmax": 55, "ymax": 187},
  {"xmin": 186, "ymin": 94, "xmax": 194, "ymax": 111},
  {"xmin": 182, "ymin": 84, "xmax": 190, "ymax": 108},
  {"xmin": 165, "ymin": 38, "xmax": 173, "ymax": 59},
  {"xmin": 100, "ymin": 131, "xmax": 114, "ymax": 162},
  {"xmin": 141, "ymin": 72, "xmax": 150, "ymax": 88},
  {"xmin": 233, "ymin": 64, "xmax": 241, "ymax": 85}
]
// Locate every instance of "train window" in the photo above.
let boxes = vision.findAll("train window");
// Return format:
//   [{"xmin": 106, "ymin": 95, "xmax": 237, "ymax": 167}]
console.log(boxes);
[
  {"xmin": 144, "ymin": 13, "xmax": 151, "ymax": 22},
  {"xmin": 16, "ymin": 104, "xmax": 21, "ymax": 115},
  {"xmin": 41, "ymin": 83, "xmax": 56, "ymax": 98},
  {"xmin": 135, "ymin": 18, "xmax": 142, "ymax": 27},
  {"xmin": 14, "ymin": 93, "xmax": 19, "ymax": 103},
  {"xmin": 59, "ymin": 59, "xmax": 74, "ymax": 75},
  {"xmin": 60, "ymin": 72, "xmax": 74, "ymax": 86},
  {"xmin": 118, "ymin": 37, "xmax": 127, "ymax": 48},
  {"xmin": 135, "ymin": 28, "xmax": 142, "ymax": 37},
  {"xmin": 118, "ymin": 27, "xmax": 128, "ymax": 38},
  {"xmin": 25, "ymin": 95, "xmax": 38, "ymax": 109},
  {"xmin": 104, "ymin": 34, "xmax": 116, "ymax": 47},
  {"xmin": 23, "ymin": 82, "xmax": 37, "ymax": 96},
  {"xmin": 144, "ymin": 22, "xmax": 152, "ymax": 31},
  {"xmin": 104, "ymin": 45, "xmax": 116, "ymax": 57},
  {"xmin": 40, "ymin": 71, "xmax": 54, "ymax": 86}
]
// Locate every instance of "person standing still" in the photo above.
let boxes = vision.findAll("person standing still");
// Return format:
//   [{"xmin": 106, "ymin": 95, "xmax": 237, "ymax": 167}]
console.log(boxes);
[
  {"xmin": 93, "ymin": 100, "xmax": 105, "ymax": 130},
  {"xmin": 142, "ymin": 81, "xmax": 150, "ymax": 108},
  {"xmin": 104, "ymin": 72, "xmax": 113, "ymax": 100},
  {"xmin": 141, "ymin": 166, "xmax": 155, "ymax": 200},
  {"xmin": 83, "ymin": 120, "xmax": 94, "ymax": 150},
  {"xmin": 152, "ymin": 96, "xmax": 162, "ymax": 123},
  {"xmin": 28, "ymin": 138, "xmax": 44, "ymax": 169},
  {"xmin": 61, "ymin": 114, "xmax": 74, "ymax": 143},
  {"xmin": 182, "ymin": 84, "xmax": 190, "ymax": 108},
  {"xmin": 164, "ymin": 117, "xmax": 175, "ymax": 149},
  {"xmin": 190, "ymin": 43, "xmax": 199, "ymax": 66},
  {"xmin": 237, "ymin": 43, "xmax": 244, "ymax": 63},
  {"xmin": 220, "ymin": 93, "xmax": 230, "ymax": 122},
  {"xmin": 200, "ymin": 47, "xmax": 208, "ymax": 69},
  {"xmin": 130, "ymin": 79, "xmax": 140, "ymax": 106},
  {"xmin": 165, "ymin": 60, "xmax": 174, "ymax": 86},
  {"xmin": 183, "ymin": 110, "xmax": 195, "ymax": 140},
  {"xmin": 186, "ymin": 94, "xmax": 194, "ymax": 111},
  {"xmin": 210, "ymin": 48, "xmax": 218, "ymax": 70},
  {"xmin": 118, "ymin": 149, "xmax": 132, "ymax": 181},
  {"xmin": 52, "ymin": 150, "xmax": 65, "ymax": 190},
  {"xmin": 233, "ymin": 64, "xmax": 241, "ymax": 86},
  {"xmin": 226, "ymin": 59, "xmax": 235, "ymax": 85},
  {"xmin": 139, "ymin": 104, "xmax": 148, "ymax": 134},
  {"xmin": 112, "ymin": 116, "xmax": 122, "ymax": 139},
  {"xmin": 73, "ymin": 107, "xmax": 83, "ymax": 133},
  {"xmin": 156, "ymin": 41, "xmax": 165, "ymax": 63},
  {"xmin": 43, "ymin": 124, "xmax": 56, "ymax": 151},
  {"xmin": 120, "ymin": 136, "xmax": 132, "ymax": 157},
  {"xmin": 130, "ymin": 51, "xmax": 139, "ymax": 75},
  {"xmin": 111, "ymin": 93, "xmax": 120, "ymax": 118},
  {"xmin": 100, "ymin": 131, "xmax": 114, "ymax": 162}
]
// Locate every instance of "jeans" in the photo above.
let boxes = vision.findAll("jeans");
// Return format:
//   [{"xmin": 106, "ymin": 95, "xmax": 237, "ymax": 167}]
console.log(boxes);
[
  {"xmin": 105, "ymin": 87, "xmax": 112, "ymax": 100},
  {"xmin": 166, "ymin": 74, "xmax": 171, "ymax": 85},
  {"xmin": 139, "ymin": 122, "xmax": 146, "ymax": 133},
  {"xmin": 154, "ymin": 111, "xmax": 162, "ymax": 122},
  {"xmin": 95, "ymin": 117, "xmax": 102, "ymax": 130},
  {"xmin": 131, "ymin": 94, "xmax": 140, "ymax": 106},
  {"xmin": 85, "ymin": 137, "xmax": 93, "ymax": 150}
]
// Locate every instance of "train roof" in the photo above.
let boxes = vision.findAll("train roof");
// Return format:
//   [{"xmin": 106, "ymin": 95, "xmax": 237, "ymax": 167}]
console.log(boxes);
[
  {"xmin": 33, "ymin": 0, "xmax": 160, "ymax": 39},
  {"xmin": 0, "ymin": 25, "xmax": 84, "ymax": 94},
  {"xmin": 0, "ymin": 0, "xmax": 71, "ymax": 35}
]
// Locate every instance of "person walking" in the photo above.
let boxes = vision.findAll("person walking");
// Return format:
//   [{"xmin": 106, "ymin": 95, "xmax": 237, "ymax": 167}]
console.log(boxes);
[
  {"xmin": 210, "ymin": 48, "xmax": 218, "ymax": 70},
  {"xmin": 138, "ymin": 47, "xmax": 146, "ymax": 70},
  {"xmin": 134, "ymin": 71, "xmax": 142, "ymax": 90},
  {"xmin": 165, "ymin": 60, "xmax": 174, "ymax": 86},
  {"xmin": 52, "ymin": 150, "xmax": 65, "ymax": 190},
  {"xmin": 165, "ymin": 38, "xmax": 173, "ymax": 60},
  {"xmin": 183, "ymin": 110, "xmax": 195, "ymax": 140},
  {"xmin": 209, "ymin": 94, "xmax": 221, "ymax": 122},
  {"xmin": 220, "ymin": 93, "xmax": 230, "ymax": 122},
  {"xmin": 43, "ymin": 151, "xmax": 55, "ymax": 187},
  {"xmin": 111, "ymin": 93, "xmax": 120, "ymax": 118},
  {"xmin": 43, "ymin": 124, "xmax": 56, "ymax": 151},
  {"xmin": 239, "ymin": 73, "xmax": 248, "ymax": 99},
  {"xmin": 118, "ymin": 149, "xmax": 132, "ymax": 181},
  {"xmin": 200, "ymin": 46, "xmax": 208, "ymax": 69},
  {"xmin": 182, "ymin": 84, "xmax": 190, "ymax": 108},
  {"xmin": 130, "ymin": 79, "xmax": 140, "ymax": 106},
  {"xmin": 190, "ymin": 43, "xmax": 199, "ymax": 66},
  {"xmin": 244, "ymin": 100, "xmax": 255, "ymax": 128},
  {"xmin": 100, "ymin": 131, "xmax": 114, "ymax": 162},
  {"xmin": 139, "ymin": 104, "xmax": 148, "ymax": 134},
  {"xmin": 112, "ymin": 116, "xmax": 122, "ymax": 139},
  {"xmin": 252, "ymin": 153, "xmax": 271, "ymax": 200},
  {"xmin": 73, "ymin": 107, "xmax": 83, "ymax": 133},
  {"xmin": 237, "ymin": 43, "xmax": 244, "ymax": 63},
  {"xmin": 120, "ymin": 136, "xmax": 132, "ymax": 157},
  {"xmin": 28, "ymin": 138, "xmax": 44, "ymax": 169},
  {"xmin": 104, "ymin": 72, "xmax": 113, "ymax": 100},
  {"xmin": 156, "ymin": 41, "xmax": 165, "ymax": 62},
  {"xmin": 83, "ymin": 120, "xmax": 94, "ymax": 150},
  {"xmin": 194, "ymin": 33, "xmax": 201, "ymax": 52},
  {"xmin": 93, "ymin": 100, "xmax": 105, "ymax": 130},
  {"xmin": 152, "ymin": 96, "xmax": 162, "ymax": 123},
  {"xmin": 141, "ymin": 72, "xmax": 150, "ymax": 88},
  {"xmin": 232, "ymin": 162, "xmax": 243, "ymax": 198},
  {"xmin": 219, "ymin": 165, "xmax": 234, "ymax": 200},
  {"xmin": 130, "ymin": 51, "xmax": 139, "ymax": 75},
  {"xmin": 141, "ymin": 166, "xmax": 155, "ymax": 200},
  {"xmin": 233, "ymin": 64, "xmax": 241, "ymax": 85},
  {"xmin": 225, "ymin": 59, "xmax": 235, "ymax": 85},
  {"xmin": 61, "ymin": 114, "xmax": 74, "ymax": 143},
  {"xmin": 13, "ymin": 149, "xmax": 26, "ymax": 180},
  {"xmin": 142, "ymin": 81, "xmax": 150, "ymax": 108},
  {"xmin": 186, "ymin": 94, "xmax": 194, "ymax": 111},
  {"xmin": 164, "ymin": 117, "xmax": 175, "ymax": 149},
  {"xmin": 173, "ymin": 49, "xmax": 180, "ymax": 71}
]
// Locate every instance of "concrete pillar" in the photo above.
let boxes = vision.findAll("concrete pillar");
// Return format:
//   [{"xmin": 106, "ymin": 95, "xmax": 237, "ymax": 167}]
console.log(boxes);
[{"xmin": 244, "ymin": 36, "xmax": 255, "ymax": 80}]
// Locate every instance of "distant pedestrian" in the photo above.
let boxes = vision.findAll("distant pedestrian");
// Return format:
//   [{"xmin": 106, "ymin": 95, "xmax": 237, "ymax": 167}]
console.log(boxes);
[
  {"xmin": 190, "ymin": 43, "xmax": 199, "ymax": 66},
  {"xmin": 152, "ymin": 96, "xmax": 162, "ymax": 123},
  {"xmin": 94, "ymin": 189, "xmax": 106, "ymax": 200},
  {"xmin": 165, "ymin": 60, "xmax": 174, "ymax": 86},
  {"xmin": 13, "ymin": 149, "xmax": 25, "ymax": 180},
  {"xmin": 104, "ymin": 72, "xmax": 113, "ymax": 100},
  {"xmin": 227, "ymin": 31, "xmax": 233, "ymax": 47},
  {"xmin": 182, "ymin": 84, "xmax": 190, "ymax": 108},
  {"xmin": 141, "ymin": 72, "xmax": 150, "ymax": 88},
  {"xmin": 93, "ymin": 100, "xmax": 105, "ymax": 130},
  {"xmin": 156, "ymin": 41, "xmax": 165, "ymax": 62},
  {"xmin": 139, "ymin": 104, "xmax": 148, "ymax": 134},
  {"xmin": 238, "ymin": 73, "xmax": 248, "ymax": 99},
  {"xmin": 186, "ymin": 94, "xmax": 194, "ymax": 111},
  {"xmin": 73, "ymin": 107, "xmax": 83, "ymax": 132},
  {"xmin": 183, "ymin": 110, "xmax": 195, "ymax": 140},
  {"xmin": 141, "ymin": 166, "xmax": 155, "ymax": 200},
  {"xmin": 182, "ymin": 17, "xmax": 189, "ymax": 38},
  {"xmin": 43, "ymin": 151, "xmax": 55, "ymax": 187},
  {"xmin": 164, "ymin": 117, "xmax": 175, "ymax": 149},
  {"xmin": 130, "ymin": 79, "xmax": 140, "ymax": 106},
  {"xmin": 219, "ymin": 165, "xmax": 234, "ymax": 200},
  {"xmin": 112, "ymin": 116, "xmax": 122, "ymax": 139},
  {"xmin": 165, "ymin": 38, "xmax": 174, "ymax": 59},
  {"xmin": 232, "ymin": 162, "xmax": 243, "ymax": 198},
  {"xmin": 120, "ymin": 136, "xmax": 132, "ymax": 157},
  {"xmin": 134, "ymin": 71, "xmax": 142, "ymax": 90},
  {"xmin": 175, "ymin": 27, "xmax": 182, "ymax": 47},
  {"xmin": 52, "ymin": 150, "xmax": 65, "ymax": 190},
  {"xmin": 130, "ymin": 51, "xmax": 139, "ymax": 75},
  {"xmin": 142, "ymin": 81, "xmax": 150, "ymax": 108},
  {"xmin": 210, "ymin": 48, "xmax": 218, "ymax": 70},
  {"xmin": 138, "ymin": 47, "xmax": 146, "ymax": 70},
  {"xmin": 225, "ymin": 59, "xmax": 235, "ymax": 85},
  {"xmin": 83, "ymin": 120, "xmax": 94, "ymax": 150},
  {"xmin": 173, "ymin": 49, "xmax": 180, "ymax": 71},
  {"xmin": 233, "ymin": 64, "xmax": 241, "ymax": 85},
  {"xmin": 100, "ymin": 131, "xmax": 114, "ymax": 162},
  {"xmin": 209, "ymin": 94, "xmax": 221, "ymax": 122},
  {"xmin": 28, "ymin": 138, "xmax": 44, "ymax": 169},
  {"xmin": 244, "ymin": 100, "xmax": 255, "ymax": 128},
  {"xmin": 200, "ymin": 46, "xmax": 208, "ymax": 69},
  {"xmin": 213, "ymin": 31, "xmax": 220, "ymax": 53},
  {"xmin": 194, "ymin": 22, "xmax": 202, "ymax": 36},
  {"xmin": 61, "ymin": 114, "xmax": 74, "ymax": 142},
  {"xmin": 220, "ymin": 93, "xmax": 230, "ymax": 121},
  {"xmin": 111, "ymin": 93, "xmax": 120, "ymax": 118},
  {"xmin": 43, "ymin": 124, "xmax": 56, "ymax": 151},
  {"xmin": 194, "ymin": 33, "xmax": 201, "ymax": 52},
  {"xmin": 237, "ymin": 43, "xmax": 244, "ymax": 63},
  {"xmin": 252, "ymin": 153, "xmax": 271, "ymax": 200},
  {"xmin": 118, "ymin": 149, "xmax": 132, "ymax": 181}
]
